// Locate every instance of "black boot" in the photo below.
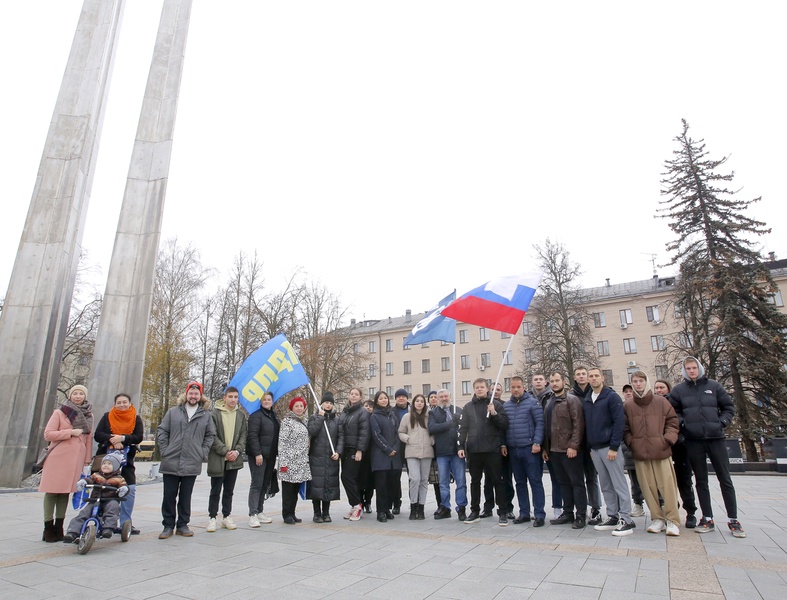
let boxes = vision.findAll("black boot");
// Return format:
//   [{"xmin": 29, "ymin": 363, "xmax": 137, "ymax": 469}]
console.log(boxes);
[
  {"xmin": 392, "ymin": 500, "xmax": 401, "ymax": 515},
  {"xmin": 53, "ymin": 518, "xmax": 65, "ymax": 542},
  {"xmin": 416, "ymin": 504, "xmax": 425, "ymax": 520},
  {"xmin": 42, "ymin": 520, "xmax": 57, "ymax": 543},
  {"xmin": 409, "ymin": 503, "xmax": 417, "ymax": 520}
]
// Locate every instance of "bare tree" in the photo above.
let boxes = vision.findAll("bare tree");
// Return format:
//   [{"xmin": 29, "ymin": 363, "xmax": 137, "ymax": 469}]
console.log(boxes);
[
  {"xmin": 141, "ymin": 239, "xmax": 210, "ymax": 429},
  {"xmin": 521, "ymin": 239, "xmax": 597, "ymax": 379}
]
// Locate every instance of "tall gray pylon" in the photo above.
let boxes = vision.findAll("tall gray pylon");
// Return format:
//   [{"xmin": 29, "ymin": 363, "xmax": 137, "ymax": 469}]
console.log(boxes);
[
  {"xmin": 88, "ymin": 0, "xmax": 193, "ymax": 421},
  {"xmin": 0, "ymin": 1, "xmax": 124, "ymax": 487}
]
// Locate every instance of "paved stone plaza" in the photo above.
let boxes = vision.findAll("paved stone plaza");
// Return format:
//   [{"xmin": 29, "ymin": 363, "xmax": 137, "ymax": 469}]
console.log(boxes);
[{"xmin": 1, "ymin": 468, "xmax": 786, "ymax": 599}]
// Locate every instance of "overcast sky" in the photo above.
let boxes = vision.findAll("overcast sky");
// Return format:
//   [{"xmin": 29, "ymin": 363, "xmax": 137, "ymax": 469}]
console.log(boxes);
[{"xmin": 2, "ymin": 1, "xmax": 785, "ymax": 323}]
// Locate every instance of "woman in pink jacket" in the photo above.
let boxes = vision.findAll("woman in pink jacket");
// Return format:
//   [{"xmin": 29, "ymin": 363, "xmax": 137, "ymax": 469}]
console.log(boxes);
[{"xmin": 38, "ymin": 385, "xmax": 94, "ymax": 542}]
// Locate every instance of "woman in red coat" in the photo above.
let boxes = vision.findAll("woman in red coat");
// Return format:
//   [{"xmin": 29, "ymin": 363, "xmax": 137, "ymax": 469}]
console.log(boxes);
[{"xmin": 38, "ymin": 385, "xmax": 93, "ymax": 542}]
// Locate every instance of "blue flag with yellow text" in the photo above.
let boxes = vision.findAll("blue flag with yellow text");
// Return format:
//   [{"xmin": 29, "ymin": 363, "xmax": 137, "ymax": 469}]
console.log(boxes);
[
  {"xmin": 403, "ymin": 291, "xmax": 457, "ymax": 346},
  {"xmin": 229, "ymin": 334, "xmax": 310, "ymax": 414}
]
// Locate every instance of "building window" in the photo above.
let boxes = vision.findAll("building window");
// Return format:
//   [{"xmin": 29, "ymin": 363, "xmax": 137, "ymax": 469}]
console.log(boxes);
[
  {"xmin": 402, "ymin": 337, "xmax": 410, "ymax": 350},
  {"xmin": 679, "ymin": 332, "xmax": 694, "ymax": 348},
  {"xmin": 767, "ymin": 290, "xmax": 785, "ymax": 307},
  {"xmin": 480, "ymin": 353, "xmax": 491, "ymax": 368},
  {"xmin": 459, "ymin": 330, "xmax": 468, "ymax": 344},
  {"xmin": 385, "ymin": 339, "xmax": 393, "ymax": 352},
  {"xmin": 502, "ymin": 350, "xmax": 513, "ymax": 365},
  {"xmin": 442, "ymin": 381, "xmax": 451, "ymax": 390},
  {"xmin": 404, "ymin": 385, "xmax": 412, "ymax": 396},
  {"xmin": 522, "ymin": 321, "xmax": 534, "ymax": 335},
  {"xmin": 422, "ymin": 359, "xmax": 430, "ymax": 373},
  {"xmin": 597, "ymin": 340, "xmax": 610, "ymax": 356},
  {"xmin": 353, "ymin": 343, "xmax": 360, "ymax": 354},
  {"xmin": 403, "ymin": 360, "xmax": 412, "ymax": 375},
  {"xmin": 423, "ymin": 384, "xmax": 431, "ymax": 395},
  {"xmin": 368, "ymin": 364, "xmax": 376, "ymax": 378},
  {"xmin": 441, "ymin": 357, "xmax": 451, "ymax": 371},
  {"xmin": 524, "ymin": 348, "xmax": 536, "ymax": 363},
  {"xmin": 369, "ymin": 341, "xmax": 377, "ymax": 353},
  {"xmin": 619, "ymin": 309, "xmax": 633, "ymax": 325},
  {"xmin": 623, "ymin": 338, "xmax": 637, "ymax": 354},
  {"xmin": 501, "ymin": 331, "xmax": 511, "ymax": 339},
  {"xmin": 503, "ymin": 378, "xmax": 511, "ymax": 392},
  {"xmin": 461, "ymin": 381, "xmax": 472, "ymax": 395},
  {"xmin": 651, "ymin": 335, "xmax": 665, "ymax": 351},
  {"xmin": 460, "ymin": 355, "xmax": 470, "ymax": 369},
  {"xmin": 646, "ymin": 305, "xmax": 661, "ymax": 322},
  {"xmin": 386, "ymin": 386, "xmax": 393, "ymax": 396},
  {"xmin": 421, "ymin": 343, "xmax": 429, "ymax": 349},
  {"xmin": 369, "ymin": 387, "xmax": 376, "ymax": 398},
  {"xmin": 655, "ymin": 365, "xmax": 669, "ymax": 380},
  {"xmin": 385, "ymin": 362, "xmax": 393, "ymax": 376},
  {"xmin": 602, "ymin": 370, "xmax": 614, "ymax": 386},
  {"xmin": 593, "ymin": 312, "xmax": 606, "ymax": 328},
  {"xmin": 479, "ymin": 328, "xmax": 490, "ymax": 341}
]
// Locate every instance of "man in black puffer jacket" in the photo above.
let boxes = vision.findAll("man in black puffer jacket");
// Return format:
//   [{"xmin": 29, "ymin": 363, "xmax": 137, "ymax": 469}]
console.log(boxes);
[
  {"xmin": 669, "ymin": 356, "xmax": 744, "ymax": 538},
  {"xmin": 457, "ymin": 378, "xmax": 509, "ymax": 525}
]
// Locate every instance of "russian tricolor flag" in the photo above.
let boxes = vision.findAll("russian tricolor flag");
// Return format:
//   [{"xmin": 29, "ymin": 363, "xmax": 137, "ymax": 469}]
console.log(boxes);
[{"xmin": 441, "ymin": 272, "xmax": 543, "ymax": 335}]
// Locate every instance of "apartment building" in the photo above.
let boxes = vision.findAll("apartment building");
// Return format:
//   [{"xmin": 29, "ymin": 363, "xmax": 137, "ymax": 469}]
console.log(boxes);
[{"xmin": 348, "ymin": 262, "xmax": 787, "ymax": 407}]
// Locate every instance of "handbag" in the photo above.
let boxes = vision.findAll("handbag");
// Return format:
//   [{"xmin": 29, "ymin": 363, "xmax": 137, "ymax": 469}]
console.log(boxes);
[{"xmin": 31, "ymin": 440, "xmax": 61, "ymax": 474}]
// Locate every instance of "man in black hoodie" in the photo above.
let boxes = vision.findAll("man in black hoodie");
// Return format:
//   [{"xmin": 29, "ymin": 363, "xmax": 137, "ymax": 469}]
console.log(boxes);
[
  {"xmin": 669, "ymin": 357, "xmax": 744, "ymax": 538},
  {"xmin": 457, "ymin": 378, "xmax": 509, "ymax": 525}
]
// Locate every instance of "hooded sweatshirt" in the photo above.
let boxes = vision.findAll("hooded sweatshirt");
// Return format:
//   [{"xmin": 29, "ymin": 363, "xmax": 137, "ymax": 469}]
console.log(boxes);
[{"xmin": 668, "ymin": 357, "xmax": 734, "ymax": 441}]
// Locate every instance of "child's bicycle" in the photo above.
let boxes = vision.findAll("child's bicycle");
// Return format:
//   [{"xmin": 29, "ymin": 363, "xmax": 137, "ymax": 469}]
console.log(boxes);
[{"xmin": 74, "ymin": 484, "xmax": 132, "ymax": 555}]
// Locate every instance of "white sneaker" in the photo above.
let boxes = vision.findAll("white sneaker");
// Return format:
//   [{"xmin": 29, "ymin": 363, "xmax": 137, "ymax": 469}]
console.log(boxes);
[
  {"xmin": 206, "ymin": 517, "xmax": 217, "ymax": 532},
  {"xmin": 665, "ymin": 520, "xmax": 680, "ymax": 536},
  {"xmin": 630, "ymin": 503, "xmax": 645, "ymax": 517},
  {"xmin": 349, "ymin": 505, "xmax": 362, "ymax": 521},
  {"xmin": 647, "ymin": 519, "xmax": 666, "ymax": 533},
  {"xmin": 258, "ymin": 513, "xmax": 272, "ymax": 524},
  {"xmin": 222, "ymin": 516, "xmax": 237, "ymax": 530},
  {"xmin": 249, "ymin": 514, "xmax": 260, "ymax": 528}
]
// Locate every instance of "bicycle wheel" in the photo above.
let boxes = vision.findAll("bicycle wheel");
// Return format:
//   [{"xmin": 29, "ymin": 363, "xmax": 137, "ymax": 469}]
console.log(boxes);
[
  {"xmin": 77, "ymin": 521, "xmax": 96, "ymax": 555},
  {"xmin": 120, "ymin": 520, "xmax": 132, "ymax": 542}
]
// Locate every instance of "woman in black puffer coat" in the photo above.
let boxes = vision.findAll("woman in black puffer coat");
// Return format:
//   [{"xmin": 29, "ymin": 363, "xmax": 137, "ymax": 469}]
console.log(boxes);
[
  {"xmin": 369, "ymin": 391, "xmax": 402, "ymax": 523},
  {"xmin": 308, "ymin": 392, "xmax": 344, "ymax": 522}
]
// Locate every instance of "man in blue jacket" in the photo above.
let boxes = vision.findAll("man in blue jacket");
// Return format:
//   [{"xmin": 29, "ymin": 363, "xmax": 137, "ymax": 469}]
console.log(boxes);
[
  {"xmin": 502, "ymin": 376, "xmax": 545, "ymax": 526},
  {"xmin": 669, "ymin": 357, "xmax": 744, "ymax": 538},
  {"xmin": 583, "ymin": 368, "xmax": 635, "ymax": 537}
]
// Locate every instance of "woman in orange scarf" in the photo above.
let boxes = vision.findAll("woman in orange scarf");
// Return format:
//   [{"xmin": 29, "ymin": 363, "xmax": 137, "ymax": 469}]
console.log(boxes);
[{"xmin": 94, "ymin": 393, "xmax": 145, "ymax": 534}]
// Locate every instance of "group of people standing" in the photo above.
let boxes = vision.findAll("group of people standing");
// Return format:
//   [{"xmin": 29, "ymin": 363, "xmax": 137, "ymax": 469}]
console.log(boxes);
[{"xmin": 40, "ymin": 354, "xmax": 746, "ymax": 542}]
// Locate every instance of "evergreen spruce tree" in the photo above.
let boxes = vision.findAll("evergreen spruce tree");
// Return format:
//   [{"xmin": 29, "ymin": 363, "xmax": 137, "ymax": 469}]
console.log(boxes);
[{"xmin": 658, "ymin": 119, "xmax": 787, "ymax": 459}]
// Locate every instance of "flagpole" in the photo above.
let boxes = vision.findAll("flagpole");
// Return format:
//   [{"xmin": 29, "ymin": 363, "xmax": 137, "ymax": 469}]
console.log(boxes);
[
  {"xmin": 308, "ymin": 382, "xmax": 337, "ymax": 456},
  {"xmin": 452, "ymin": 340, "xmax": 457, "ymax": 411},
  {"xmin": 487, "ymin": 334, "xmax": 516, "ymax": 418}
]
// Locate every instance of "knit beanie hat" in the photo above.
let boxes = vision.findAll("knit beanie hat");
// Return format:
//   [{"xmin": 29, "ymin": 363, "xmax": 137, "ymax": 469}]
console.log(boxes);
[
  {"xmin": 102, "ymin": 452, "xmax": 123, "ymax": 472},
  {"xmin": 68, "ymin": 385, "xmax": 89, "ymax": 400},
  {"xmin": 289, "ymin": 397, "xmax": 307, "ymax": 411},
  {"xmin": 321, "ymin": 391, "xmax": 335, "ymax": 405}
]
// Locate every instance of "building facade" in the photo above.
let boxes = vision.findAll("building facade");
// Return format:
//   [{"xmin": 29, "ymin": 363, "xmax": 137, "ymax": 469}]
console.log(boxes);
[{"xmin": 347, "ymin": 264, "xmax": 787, "ymax": 407}]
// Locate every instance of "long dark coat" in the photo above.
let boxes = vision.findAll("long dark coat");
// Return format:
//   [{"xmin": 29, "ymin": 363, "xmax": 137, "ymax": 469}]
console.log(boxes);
[
  {"xmin": 308, "ymin": 410, "xmax": 344, "ymax": 501},
  {"xmin": 369, "ymin": 406, "xmax": 403, "ymax": 472}
]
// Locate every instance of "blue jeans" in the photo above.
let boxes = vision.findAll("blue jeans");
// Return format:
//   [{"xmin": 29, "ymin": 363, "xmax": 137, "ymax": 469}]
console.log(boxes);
[
  {"xmin": 436, "ymin": 454, "xmax": 467, "ymax": 511},
  {"xmin": 120, "ymin": 484, "xmax": 135, "ymax": 526},
  {"xmin": 509, "ymin": 446, "xmax": 546, "ymax": 520}
]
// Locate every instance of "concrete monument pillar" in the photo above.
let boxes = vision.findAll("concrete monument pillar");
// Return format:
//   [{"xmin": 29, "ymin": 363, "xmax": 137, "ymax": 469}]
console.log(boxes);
[
  {"xmin": 88, "ymin": 0, "xmax": 193, "ymax": 420},
  {"xmin": 0, "ymin": 1, "xmax": 124, "ymax": 486}
]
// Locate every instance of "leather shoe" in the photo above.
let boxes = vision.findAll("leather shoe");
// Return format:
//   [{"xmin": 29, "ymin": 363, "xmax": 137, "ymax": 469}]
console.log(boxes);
[
  {"xmin": 550, "ymin": 512, "xmax": 575, "ymax": 525},
  {"xmin": 377, "ymin": 512, "xmax": 387, "ymax": 523},
  {"xmin": 158, "ymin": 527, "xmax": 174, "ymax": 539},
  {"xmin": 385, "ymin": 511, "xmax": 395, "ymax": 520},
  {"xmin": 130, "ymin": 526, "xmax": 140, "ymax": 535},
  {"xmin": 480, "ymin": 509, "xmax": 493, "ymax": 518},
  {"xmin": 506, "ymin": 512, "xmax": 516, "ymax": 520},
  {"xmin": 293, "ymin": 516, "xmax": 302, "ymax": 523},
  {"xmin": 175, "ymin": 526, "xmax": 193, "ymax": 537},
  {"xmin": 571, "ymin": 516, "xmax": 586, "ymax": 529},
  {"xmin": 533, "ymin": 518, "xmax": 545, "ymax": 527},
  {"xmin": 513, "ymin": 515, "xmax": 532, "ymax": 524},
  {"xmin": 283, "ymin": 516, "xmax": 296, "ymax": 524}
]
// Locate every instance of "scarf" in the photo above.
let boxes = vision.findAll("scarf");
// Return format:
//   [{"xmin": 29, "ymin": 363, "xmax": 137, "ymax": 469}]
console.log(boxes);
[
  {"xmin": 108, "ymin": 404, "xmax": 137, "ymax": 435},
  {"xmin": 61, "ymin": 398, "xmax": 93, "ymax": 434}
]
